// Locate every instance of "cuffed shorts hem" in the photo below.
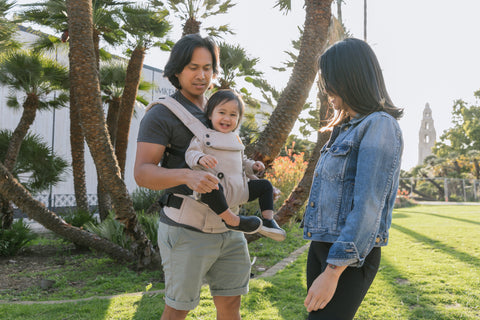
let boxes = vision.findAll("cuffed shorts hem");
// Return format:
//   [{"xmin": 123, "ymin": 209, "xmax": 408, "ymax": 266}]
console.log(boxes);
[
  {"xmin": 210, "ymin": 285, "xmax": 249, "ymax": 297},
  {"xmin": 164, "ymin": 296, "xmax": 200, "ymax": 311}
]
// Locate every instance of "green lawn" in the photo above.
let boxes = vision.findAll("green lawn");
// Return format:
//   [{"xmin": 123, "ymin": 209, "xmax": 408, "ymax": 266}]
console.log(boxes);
[{"xmin": 1, "ymin": 205, "xmax": 479, "ymax": 319}]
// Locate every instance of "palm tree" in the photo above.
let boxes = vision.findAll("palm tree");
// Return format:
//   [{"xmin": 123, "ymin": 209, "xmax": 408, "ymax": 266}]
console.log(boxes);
[
  {"xmin": 217, "ymin": 42, "xmax": 262, "ymax": 90},
  {"xmin": 66, "ymin": 0, "xmax": 159, "ymax": 267},
  {"xmin": 0, "ymin": 130, "xmax": 69, "ymax": 194},
  {"xmin": 0, "ymin": 161, "xmax": 135, "ymax": 263},
  {"xmin": 250, "ymin": 15, "xmax": 344, "ymax": 234},
  {"xmin": 165, "ymin": 0, "xmax": 235, "ymax": 37},
  {"xmin": 247, "ymin": 0, "xmax": 334, "ymax": 166},
  {"xmin": 20, "ymin": 0, "xmax": 128, "ymax": 213},
  {"xmin": 115, "ymin": 2, "xmax": 171, "ymax": 179},
  {"xmin": 0, "ymin": 50, "xmax": 69, "ymax": 229},
  {"xmin": 0, "ymin": 0, "xmax": 20, "ymax": 51}
]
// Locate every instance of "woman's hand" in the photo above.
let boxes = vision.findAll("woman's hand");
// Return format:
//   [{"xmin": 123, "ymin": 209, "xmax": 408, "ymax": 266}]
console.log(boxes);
[{"xmin": 304, "ymin": 264, "xmax": 346, "ymax": 312}]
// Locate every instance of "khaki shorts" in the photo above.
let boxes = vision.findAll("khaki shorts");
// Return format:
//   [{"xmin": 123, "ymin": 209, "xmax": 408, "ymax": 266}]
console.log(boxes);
[{"xmin": 157, "ymin": 221, "xmax": 251, "ymax": 310}]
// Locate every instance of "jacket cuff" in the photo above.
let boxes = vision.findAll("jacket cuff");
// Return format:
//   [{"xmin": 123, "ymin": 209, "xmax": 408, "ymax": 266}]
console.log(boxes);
[{"xmin": 326, "ymin": 241, "xmax": 364, "ymax": 267}]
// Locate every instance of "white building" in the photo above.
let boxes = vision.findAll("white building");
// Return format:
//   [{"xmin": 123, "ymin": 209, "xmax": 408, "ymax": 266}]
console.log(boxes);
[{"xmin": 1, "ymin": 26, "xmax": 175, "ymax": 207}]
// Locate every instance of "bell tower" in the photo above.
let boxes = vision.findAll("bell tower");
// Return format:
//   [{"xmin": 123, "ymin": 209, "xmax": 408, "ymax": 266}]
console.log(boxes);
[{"xmin": 418, "ymin": 103, "xmax": 436, "ymax": 165}]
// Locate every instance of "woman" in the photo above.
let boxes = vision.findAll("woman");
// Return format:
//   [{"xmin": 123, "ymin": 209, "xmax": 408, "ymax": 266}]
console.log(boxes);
[{"xmin": 303, "ymin": 38, "xmax": 404, "ymax": 320}]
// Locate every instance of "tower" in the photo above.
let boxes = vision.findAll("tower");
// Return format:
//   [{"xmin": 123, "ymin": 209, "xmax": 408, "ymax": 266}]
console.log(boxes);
[{"xmin": 418, "ymin": 103, "xmax": 436, "ymax": 165}]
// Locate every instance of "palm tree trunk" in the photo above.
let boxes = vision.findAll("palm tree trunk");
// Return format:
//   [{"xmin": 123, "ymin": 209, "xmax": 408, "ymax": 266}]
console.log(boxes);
[
  {"xmin": 66, "ymin": 0, "xmax": 159, "ymax": 268},
  {"xmin": 0, "ymin": 162, "xmax": 135, "ymax": 263},
  {"xmin": 1, "ymin": 93, "xmax": 38, "ymax": 229},
  {"xmin": 115, "ymin": 45, "xmax": 145, "ymax": 179},
  {"xmin": 183, "ymin": 17, "xmax": 201, "ymax": 36},
  {"xmin": 246, "ymin": 0, "xmax": 333, "ymax": 166},
  {"xmin": 106, "ymin": 98, "xmax": 121, "ymax": 148},
  {"xmin": 275, "ymin": 90, "xmax": 332, "ymax": 225},
  {"xmin": 69, "ymin": 79, "xmax": 89, "ymax": 211},
  {"xmin": 3, "ymin": 94, "xmax": 38, "ymax": 171}
]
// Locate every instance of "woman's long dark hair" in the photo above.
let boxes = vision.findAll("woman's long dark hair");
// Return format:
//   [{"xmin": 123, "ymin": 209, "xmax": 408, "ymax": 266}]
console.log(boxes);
[{"xmin": 320, "ymin": 38, "xmax": 403, "ymax": 130}]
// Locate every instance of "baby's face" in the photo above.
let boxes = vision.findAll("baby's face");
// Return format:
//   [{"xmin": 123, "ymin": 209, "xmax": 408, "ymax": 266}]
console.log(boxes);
[{"xmin": 209, "ymin": 100, "xmax": 240, "ymax": 133}]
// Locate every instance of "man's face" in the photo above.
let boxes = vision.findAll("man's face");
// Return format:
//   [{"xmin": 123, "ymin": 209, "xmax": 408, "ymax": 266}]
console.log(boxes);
[{"xmin": 176, "ymin": 47, "xmax": 214, "ymax": 102}]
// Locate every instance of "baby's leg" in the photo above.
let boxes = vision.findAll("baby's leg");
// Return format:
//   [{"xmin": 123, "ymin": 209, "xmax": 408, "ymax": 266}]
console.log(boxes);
[{"xmin": 247, "ymin": 179, "xmax": 274, "ymax": 218}]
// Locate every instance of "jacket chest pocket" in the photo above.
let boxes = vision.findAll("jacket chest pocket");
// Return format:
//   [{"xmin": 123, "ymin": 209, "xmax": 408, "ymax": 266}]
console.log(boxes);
[{"xmin": 320, "ymin": 142, "xmax": 353, "ymax": 181}]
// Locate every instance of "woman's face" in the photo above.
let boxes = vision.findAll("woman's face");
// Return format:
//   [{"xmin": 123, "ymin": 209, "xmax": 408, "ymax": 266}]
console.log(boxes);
[{"xmin": 327, "ymin": 92, "xmax": 358, "ymax": 117}]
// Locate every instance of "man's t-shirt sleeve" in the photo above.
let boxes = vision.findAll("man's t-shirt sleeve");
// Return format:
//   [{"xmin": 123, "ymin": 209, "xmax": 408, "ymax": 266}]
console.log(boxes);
[{"xmin": 137, "ymin": 104, "xmax": 171, "ymax": 146}]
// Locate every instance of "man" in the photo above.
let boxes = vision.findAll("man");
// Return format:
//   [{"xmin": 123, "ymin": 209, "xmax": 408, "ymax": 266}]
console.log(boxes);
[{"xmin": 134, "ymin": 34, "xmax": 251, "ymax": 320}]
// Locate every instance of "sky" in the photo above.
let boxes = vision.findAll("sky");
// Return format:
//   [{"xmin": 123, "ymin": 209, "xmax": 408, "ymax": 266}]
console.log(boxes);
[
  {"xmin": 13, "ymin": 0, "xmax": 480, "ymax": 170},
  {"xmin": 143, "ymin": 0, "xmax": 480, "ymax": 170}
]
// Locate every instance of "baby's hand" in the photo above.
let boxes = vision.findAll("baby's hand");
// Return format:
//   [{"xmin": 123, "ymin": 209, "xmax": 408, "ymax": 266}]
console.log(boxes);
[
  {"xmin": 273, "ymin": 187, "xmax": 281, "ymax": 202},
  {"xmin": 252, "ymin": 161, "xmax": 265, "ymax": 174},
  {"xmin": 199, "ymin": 155, "xmax": 218, "ymax": 169}
]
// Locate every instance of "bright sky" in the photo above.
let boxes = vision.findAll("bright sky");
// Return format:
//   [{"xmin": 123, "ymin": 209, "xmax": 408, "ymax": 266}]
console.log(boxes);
[
  {"xmin": 144, "ymin": 0, "xmax": 480, "ymax": 170},
  {"xmin": 14, "ymin": 0, "xmax": 480, "ymax": 170}
]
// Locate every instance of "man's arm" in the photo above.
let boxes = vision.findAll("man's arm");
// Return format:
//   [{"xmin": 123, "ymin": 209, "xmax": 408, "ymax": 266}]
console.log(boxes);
[{"xmin": 134, "ymin": 142, "xmax": 219, "ymax": 193}]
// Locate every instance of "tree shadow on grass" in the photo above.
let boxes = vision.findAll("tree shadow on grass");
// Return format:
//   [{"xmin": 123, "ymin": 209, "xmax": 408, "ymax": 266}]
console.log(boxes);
[
  {"xmin": 132, "ymin": 292, "xmax": 165, "ymax": 320},
  {"xmin": 391, "ymin": 223, "xmax": 480, "ymax": 268},
  {"xmin": 403, "ymin": 210, "xmax": 480, "ymax": 226},
  {"xmin": 242, "ymin": 253, "xmax": 309, "ymax": 320},
  {"xmin": 376, "ymin": 256, "xmax": 455, "ymax": 320}
]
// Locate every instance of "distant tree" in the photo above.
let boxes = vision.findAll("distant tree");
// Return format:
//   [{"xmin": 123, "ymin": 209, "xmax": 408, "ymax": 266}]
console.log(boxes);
[
  {"xmin": 0, "ymin": 0, "xmax": 20, "ymax": 51},
  {"xmin": 433, "ymin": 90, "xmax": 480, "ymax": 157}
]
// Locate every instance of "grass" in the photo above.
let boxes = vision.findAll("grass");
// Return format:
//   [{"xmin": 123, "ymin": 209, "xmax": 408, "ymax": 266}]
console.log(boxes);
[{"xmin": 1, "ymin": 205, "xmax": 479, "ymax": 319}]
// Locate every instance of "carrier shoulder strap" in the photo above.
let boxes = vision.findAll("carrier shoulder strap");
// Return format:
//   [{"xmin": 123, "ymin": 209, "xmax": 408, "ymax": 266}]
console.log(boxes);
[{"xmin": 146, "ymin": 96, "xmax": 208, "ymax": 140}]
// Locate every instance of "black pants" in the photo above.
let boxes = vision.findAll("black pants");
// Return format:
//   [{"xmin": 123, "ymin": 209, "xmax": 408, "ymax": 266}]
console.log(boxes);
[
  {"xmin": 201, "ymin": 179, "xmax": 273, "ymax": 215},
  {"xmin": 306, "ymin": 242, "xmax": 381, "ymax": 320}
]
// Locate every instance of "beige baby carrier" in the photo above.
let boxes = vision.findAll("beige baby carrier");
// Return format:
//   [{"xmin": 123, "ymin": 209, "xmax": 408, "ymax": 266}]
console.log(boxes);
[{"xmin": 146, "ymin": 96, "xmax": 245, "ymax": 233}]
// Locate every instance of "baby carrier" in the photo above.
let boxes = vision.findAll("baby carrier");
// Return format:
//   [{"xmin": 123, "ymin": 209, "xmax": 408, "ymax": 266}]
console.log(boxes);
[{"xmin": 146, "ymin": 96, "xmax": 246, "ymax": 233}]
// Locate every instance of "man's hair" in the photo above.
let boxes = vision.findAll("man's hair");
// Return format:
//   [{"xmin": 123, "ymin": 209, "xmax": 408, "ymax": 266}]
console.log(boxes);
[
  {"xmin": 164, "ymin": 34, "xmax": 219, "ymax": 89},
  {"xmin": 205, "ymin": 89, "xmax": 245, "ymax": 130}
]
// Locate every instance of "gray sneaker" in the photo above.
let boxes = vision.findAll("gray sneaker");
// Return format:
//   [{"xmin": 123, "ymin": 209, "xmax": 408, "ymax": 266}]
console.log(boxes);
[
  {"xmin": 226, "ymin": 216, "xmax": 263, "ymax": 234},
  {"xmin": 258, "ymin": 218, "xmax": 286, "ymax": 241}
]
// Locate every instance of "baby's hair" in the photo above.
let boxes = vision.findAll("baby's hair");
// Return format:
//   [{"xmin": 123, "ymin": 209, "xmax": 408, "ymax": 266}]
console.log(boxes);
[{"xmin": 205, "ymin": 90, "xmax": 245, "ymax": 130}]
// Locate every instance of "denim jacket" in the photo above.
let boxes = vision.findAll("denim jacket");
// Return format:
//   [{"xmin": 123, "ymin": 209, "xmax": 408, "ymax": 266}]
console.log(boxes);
[{"xmin": 303, "ymin": 111, "xmax": 403, "ymax": 267}]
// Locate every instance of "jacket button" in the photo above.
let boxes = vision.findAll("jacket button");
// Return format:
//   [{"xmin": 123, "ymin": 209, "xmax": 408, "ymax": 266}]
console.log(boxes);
[
  {"xmin": 375, "ymin": 237, "xmax": 381, "ymax": 244},
  {"xmin": 206, "ymin": 142, "xmax": 210, "ymax": 146},
  {"xmin": 307, "ymin": 232, "xmax": 312, "ymax": 237},
  {"xmin": 217, "ymin": 172, "xmax": 224, "ymax": 179},
  {"xmin": 384, "ymin": 238, "xmax": 388, "ymax": 243},
  {"xmin": 310, "ymin": 201, "xmax": 315, "ymax": 207},
  {"xmin": 206, "ymin": 134, "xmax": 210, "ymax": 138}
]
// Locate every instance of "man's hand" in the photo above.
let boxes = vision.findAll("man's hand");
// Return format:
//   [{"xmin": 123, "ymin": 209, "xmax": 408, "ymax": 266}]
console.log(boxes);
[
  {"xmin": 199, "ymin": 155, "xmax": 218, "ymax": 169},
  {"xmin": 186, "ymin": 170, "xmax": 219, "ymax": 194}
]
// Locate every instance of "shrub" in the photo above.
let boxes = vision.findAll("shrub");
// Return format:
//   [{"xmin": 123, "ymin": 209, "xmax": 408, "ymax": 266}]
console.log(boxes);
[
  {"xmin": 240, "ymin": 149, "xmax": 308, "ymax": 217},
  {"xmin": 131, "ymin": 187, "xmax": 163, "ymax": 212},
  {"xmin": 0, "ymin": 219, "xmax": 37, "ymax": 256},
  {"xmin": 394, "ymin": 190, "xmax": 417, "ymax": 208},
  {"xmin": 61, "ymin": 208, "xmax": 97, "ymax": 228},
  {"xmin": 137, "ymin": 210, "xmax": 159, "ymax": 248},
  {"xmin": 84, "ymin": 211, "xmax": 160, "ymax": 249}
]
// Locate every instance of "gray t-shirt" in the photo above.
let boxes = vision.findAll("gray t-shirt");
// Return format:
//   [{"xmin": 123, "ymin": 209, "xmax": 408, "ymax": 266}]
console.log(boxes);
[{"xmin": 137, "ymin": 91, "xmax": 209, "ymax": 195}]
